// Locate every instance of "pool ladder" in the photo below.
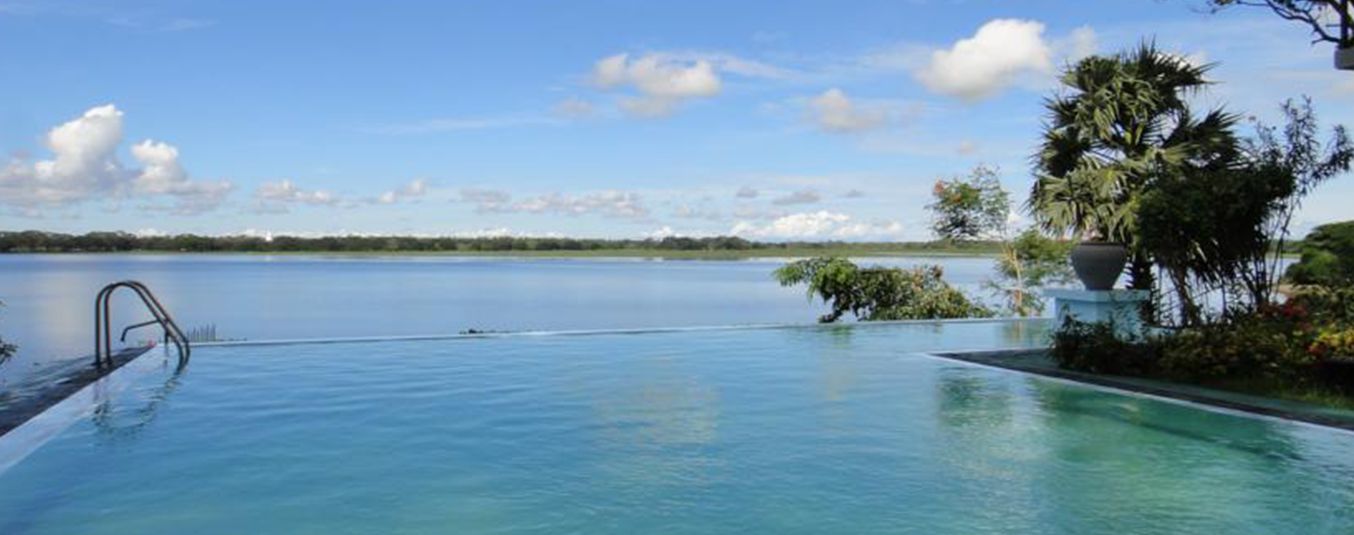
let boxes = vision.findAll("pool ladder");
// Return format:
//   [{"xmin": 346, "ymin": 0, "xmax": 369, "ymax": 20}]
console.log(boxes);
[{"xmin": 94, "ymin": 280, "xmax": 191, "ymax": 368}]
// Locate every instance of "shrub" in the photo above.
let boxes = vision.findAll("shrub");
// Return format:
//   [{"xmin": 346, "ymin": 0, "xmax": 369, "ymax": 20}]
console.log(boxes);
[
  {"xmin": 1156, "ymin": 316, "xmax": 1315, "ymax": 383},
  {"xmin": 1310, "ymin": 326, "xmax": 1354, "ymax": 359},
  {"xmin": 1049, "ymin": 318, "xmax": 1158, "ymax": 376},
  {"xmin": 775, "ymin": 257, "xmax": 991, "ymax": 323},
  {"xmin": 1286, "ymin": 221, "xmax": 1354, "ymax": 287}
]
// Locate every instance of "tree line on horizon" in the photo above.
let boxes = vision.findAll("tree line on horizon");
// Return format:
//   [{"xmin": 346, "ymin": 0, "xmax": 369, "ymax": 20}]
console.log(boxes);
[{"xmin": 0, "ymin": 230, "xmax": 1008, "ymax": 254}]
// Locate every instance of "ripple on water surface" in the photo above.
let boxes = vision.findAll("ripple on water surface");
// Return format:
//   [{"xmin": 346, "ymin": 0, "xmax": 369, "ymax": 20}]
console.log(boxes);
[{"xmin": 0, "ymin": 321, "xmax": 1351, "ymax": 535}]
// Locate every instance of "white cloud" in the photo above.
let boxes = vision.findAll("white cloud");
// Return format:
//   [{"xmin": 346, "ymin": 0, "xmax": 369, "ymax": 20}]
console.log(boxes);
[
  {"xmin": 458, "ymin": 188, "xmax": 649, "ymax": 220},
  {"xmin": 808, "ymin": 88, "xmax": 891, "ymax": 133},
  {"xmin": 672, "ymin": 204, "xmax": 723, "ymax": 221},
  {"xmin": 771, "ymin": 189, "xmax": 822, "ymax": 206},
  {"xmin": 591, "ymin": 53, "xmax": 722, "ymax": 117},
  {"xmin": 0, "ymin": 104, "xmax": 232, "ymax": 214},
  {"xmin": 1064, "ymin": 26, "xmax": 1098, "ymax": 61},
  {"xmin": 915, "ymin": 19, "xmax": 1054, "ymax": 101},
  {"xmin": 730, "ymin": 211, "xmax": 904, "ymax": 240},
  {"xmin": 252, "ymin": 180, "xmax": 338, "ymax": 213},
  {"xmin": 511, "ymin": 190, "xmax": 649, "ymax": 219},
  {"xmin": 644, "ymin": 226, "xmax": 678, "ymax": 239},
  {"xmin": 130, "ymin": 140, "xmax": 234, "ymax": 214},
  {"xmin": 458, "ymin": 187, "xmax": 513, "ymax": 212},
  {"xmin": 375, "ymin": 178, "xmax": 428, "ymax": 204}
]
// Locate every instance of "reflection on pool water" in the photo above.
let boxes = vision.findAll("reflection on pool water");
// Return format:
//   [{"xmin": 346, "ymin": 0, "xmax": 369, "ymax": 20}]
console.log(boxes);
[{"xmin": 1, "ymin": 320, "xmax": 1351, "ymax": 534}]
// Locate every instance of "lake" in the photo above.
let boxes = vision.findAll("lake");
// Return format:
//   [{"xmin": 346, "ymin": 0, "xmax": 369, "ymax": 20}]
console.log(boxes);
[{"xmin": 0, "ymin": 254, "xmax": 1003, "ymax": 379}]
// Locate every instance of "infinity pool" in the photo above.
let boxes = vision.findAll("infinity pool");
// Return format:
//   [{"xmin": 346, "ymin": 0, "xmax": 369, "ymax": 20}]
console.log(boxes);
[{"xmin": 1, "ymin": 320, "xmax": 1351, "ymax": 534}]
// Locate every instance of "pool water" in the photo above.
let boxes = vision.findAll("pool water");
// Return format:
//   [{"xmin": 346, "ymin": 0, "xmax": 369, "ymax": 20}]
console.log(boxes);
[{"xmin": 1, "ymin": 320, "xmax": 1351, "ymax": 534}]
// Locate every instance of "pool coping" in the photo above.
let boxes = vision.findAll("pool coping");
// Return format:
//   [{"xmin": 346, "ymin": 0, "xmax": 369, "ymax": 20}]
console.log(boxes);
[
  {"xmin": 928, "ymin": 348, "xmax": 1354, "ymax": 433},
  {"xmin": 0, "ymin": 347, "xmax": 153, "ymax": 438},
  {"xmin": 190, "ymin": 316, "xmax": 1050, "ymax": 349},
  {"xmin": 0, "ymin": 347, "xmax": 172, "ymax": 473}
]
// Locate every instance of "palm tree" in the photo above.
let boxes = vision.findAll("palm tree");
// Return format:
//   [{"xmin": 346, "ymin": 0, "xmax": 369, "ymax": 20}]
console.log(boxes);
[{"xmin": 1029, "ymin": 43, "xmax": 1240, "ymax": 307}]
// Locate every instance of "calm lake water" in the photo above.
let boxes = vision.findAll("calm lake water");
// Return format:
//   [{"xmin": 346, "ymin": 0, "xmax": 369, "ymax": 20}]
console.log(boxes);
[{"xmin": 0, "ymin": 254, "xmax": 1002, "ymax": 378}]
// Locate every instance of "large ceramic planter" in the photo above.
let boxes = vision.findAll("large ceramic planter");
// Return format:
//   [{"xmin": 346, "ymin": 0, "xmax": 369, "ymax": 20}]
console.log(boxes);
[
  {"xmin": 1070, "ymin": 241, "xmax": 1128, "ymax": 291},
  {"xmin": 1338, "ymin": 46, "xmax": 1354, "ymax": 71}
]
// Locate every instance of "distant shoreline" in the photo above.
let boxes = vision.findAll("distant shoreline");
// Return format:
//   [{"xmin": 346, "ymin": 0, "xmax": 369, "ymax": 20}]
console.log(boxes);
[
  {"xmin": 0, "ymin": 231, "xmax": 1009, "ymax": 259},
  {"xmin": 0, "ymin": 247, "xmax": 1003, "ymax": 260}
]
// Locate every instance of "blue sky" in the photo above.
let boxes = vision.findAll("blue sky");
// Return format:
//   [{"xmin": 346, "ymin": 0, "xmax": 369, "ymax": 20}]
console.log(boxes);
[{"xmin": 1, "ymin": 0, "xmax": 1351, "ymax": 240}]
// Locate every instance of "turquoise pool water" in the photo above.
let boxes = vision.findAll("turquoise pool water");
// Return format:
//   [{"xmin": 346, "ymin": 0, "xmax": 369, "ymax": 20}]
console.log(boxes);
[{"xmin": 1, "ymin": 320, "xmax": 1351, "ymax": 534}]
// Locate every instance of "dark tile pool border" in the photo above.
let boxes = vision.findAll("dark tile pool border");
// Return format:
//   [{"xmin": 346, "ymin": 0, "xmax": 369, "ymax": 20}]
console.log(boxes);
[
  {"xmin": 0, "ymin": 347, "xmax": 152, "ymax": 438},
  {"xmin": 930, "ymin": 348, "xmax": 1354, "ymax": 433},
  {"xmin": 0, "ymin": 348, "xmax": 173, "ymax": 472}
]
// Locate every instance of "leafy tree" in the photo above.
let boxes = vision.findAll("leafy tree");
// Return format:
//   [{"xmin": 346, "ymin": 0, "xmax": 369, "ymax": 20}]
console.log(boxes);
[
  {"xmin": 985, "ymin": 229, "xmax": 1075, "ymax": 317},
  {"xmin": 1134, "ymin": 98, "xmax": 1349, "ymax": 323},
  {"xmin": 1246, "ymin": 98, "xmax": 1353, "ymax": 295},
  {"xmin": 1138, "ymin": 163, "xmax": 1294, "ymax": 323},
  {"xmin": 1029, "ymin": 43, "xmax": 1241, "ymax": 300},
  {"xmin": 1287, "ymin": 220, "xmax": 1354, "ymax": 286},
  {"xmin": 930, "ymin": 165, "xmax": 1072, "ymax": 316},
  {"xmin": 927, "ymin": 165, "xmax": 1010, "ymax": 242},
  {"xmin": 774, "ymin": 257, "xmax": 990, "ymax": 323}
]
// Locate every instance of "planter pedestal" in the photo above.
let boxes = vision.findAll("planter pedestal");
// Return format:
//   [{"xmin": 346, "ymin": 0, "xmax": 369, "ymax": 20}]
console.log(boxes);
[{"xmin": 1045, "ymin": 288, "xmax": 1150, "ymax": 339}]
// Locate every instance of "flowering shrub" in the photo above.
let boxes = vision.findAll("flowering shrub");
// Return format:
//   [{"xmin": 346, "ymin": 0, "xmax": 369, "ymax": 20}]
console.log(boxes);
[{"xmin": 1310, "ymin": 327, "xmax": 1354, "ymax": 359}]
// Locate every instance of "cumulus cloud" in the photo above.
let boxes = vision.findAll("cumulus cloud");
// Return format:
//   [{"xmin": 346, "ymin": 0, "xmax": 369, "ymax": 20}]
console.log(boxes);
[
  {"xmin": 735, "ymin": 186, "xmax": 759, "ymax": 199},
  {"xmin": 375, "ymin": 179, "xmax": 428, "ymax": 204},
  {"xmin": 130, "ymin": 140, "xmax": 234, "ymax": 213},
  {"xmin": 252, "ymin": 180, "xmax": 338, "ymax": 213},
  {"xmin": 914, "ymin": 19, "xmax": 1054, "ymax": 102},
  {"xmin": 808, "ymin": 88, "xmax": 890, "ymax": 133},
  {"xmin": 730, "ymin": 211, "xmax": 904, "ymax": 240},
  {"xmin": 0, "ymin": 104, "xmax": 232, "ymax": 214},
  {"xmin": 592, "ymin": 53, "xmax": 722, "ymax": 117},
  {"xmin": 771, "ymin": 189, "xmax": 822, "ymax": 206}
]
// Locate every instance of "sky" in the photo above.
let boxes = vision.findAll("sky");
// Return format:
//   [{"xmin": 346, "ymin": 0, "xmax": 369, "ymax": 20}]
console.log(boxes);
[{"xmin": 1, "ymin": 0, "xmax": 1352, "ymax": 241}]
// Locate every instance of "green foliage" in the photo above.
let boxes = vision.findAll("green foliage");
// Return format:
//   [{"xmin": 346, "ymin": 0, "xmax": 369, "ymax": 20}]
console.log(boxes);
[
  {"xmin": 1287, "ymin": 221, "xmax": 1354, "ymax": 287},
  {"xmin": 1029, "ymin": 42, "xmax": 1240, "ymax": 245},
  {"xmin": 926, "ymin": 164, "xmax": 1072, "ymax": 317},
  {"xmin": 1137, "ymin": 163, "xmax": 1294, "ymax": 323},
  {"xmin": 927, "ymin": 165, "xmax": 1009, "ymax": 242},
  {"xmin": 1049, "ymin": 318, "xmax": 1156, "ymax": 375},
  {"xmin": 774, "ymin": 257, "xmax": 991, "ymax": 323},
  {"xmin": 1155, "ymin": 315, "xmax": 1314, "ymax": 383},
  {"xmin": 1051, "ymin": 305, "xmax": 1327, "ymax": 386},
  {"xmin": 986, "ymin": 229, "xmax": 1074, "ymax": 316}
]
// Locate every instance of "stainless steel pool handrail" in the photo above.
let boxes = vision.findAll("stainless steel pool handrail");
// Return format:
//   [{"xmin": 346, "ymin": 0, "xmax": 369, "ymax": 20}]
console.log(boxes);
[{"xmin": 94, "ymin": 281, "xmax": 190, "ymax": 368}]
